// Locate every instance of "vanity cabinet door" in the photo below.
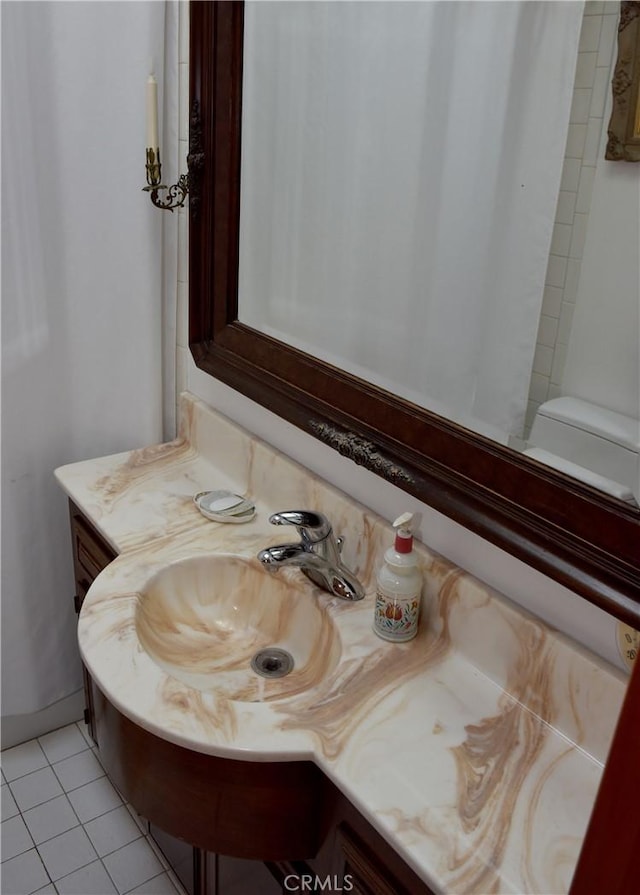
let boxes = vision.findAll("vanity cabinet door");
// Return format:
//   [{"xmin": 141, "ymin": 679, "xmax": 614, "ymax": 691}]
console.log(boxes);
[
  {"xmin": 335, "ymin": 824, "xmax": 419, "ymax": 895},
  {"xmin": 309, "ymin": 783, "xmax": 435, "ymax": 895},
  {"xmin": 68, "ymin": 501, "xmax": 116, "ymax": 609},
  {"xmin": 68, "ymin": 501, "xmax": 117, "ymax": 741}
]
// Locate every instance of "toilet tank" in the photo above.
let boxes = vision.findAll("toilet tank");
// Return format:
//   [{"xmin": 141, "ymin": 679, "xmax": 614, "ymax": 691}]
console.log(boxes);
[{"xmin": 528, "ymin": 397, "xmax": 639, "ymax": 497}]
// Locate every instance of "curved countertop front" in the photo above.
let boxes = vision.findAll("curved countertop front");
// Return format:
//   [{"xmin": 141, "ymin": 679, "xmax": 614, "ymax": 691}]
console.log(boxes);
[{"xmin": 55, "ymin": 393, "xmax": 626, "ymax": 895}]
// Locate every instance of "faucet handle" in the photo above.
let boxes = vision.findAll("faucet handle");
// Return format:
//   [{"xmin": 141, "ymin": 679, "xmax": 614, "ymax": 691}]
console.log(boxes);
[{"xmin": 268, "ymin": 510, "xmax": 332, "ymax": 542}]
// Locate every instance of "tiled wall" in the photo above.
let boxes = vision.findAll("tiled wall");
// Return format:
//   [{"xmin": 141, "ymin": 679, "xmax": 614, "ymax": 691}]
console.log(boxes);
[{"xmin": 525, "ymin": 1, "xmax": 619, "ymax": 436}]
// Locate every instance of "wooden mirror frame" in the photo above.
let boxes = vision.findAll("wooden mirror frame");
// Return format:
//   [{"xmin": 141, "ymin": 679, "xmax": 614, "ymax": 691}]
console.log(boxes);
[
  {"xmin": 606, "ymin": 1, "xmax": 640, "ymax": 161},
  {"xmin": 189, "ymin": 1, "xmax": 640, "ymax": 624}
]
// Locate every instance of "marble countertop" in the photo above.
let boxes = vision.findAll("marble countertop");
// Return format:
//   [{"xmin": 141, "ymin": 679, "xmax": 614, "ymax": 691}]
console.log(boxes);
[{"xmin": 55, "ymin": 393, "xmax": 626, "ymax": 895}]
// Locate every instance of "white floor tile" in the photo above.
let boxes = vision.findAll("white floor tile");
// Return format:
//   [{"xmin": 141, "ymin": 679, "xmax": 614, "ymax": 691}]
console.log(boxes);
[
  {"xmin": 127, "ymin": 871, "xmax": 180, "ymax": 894},
  {"xmin": 84, "ymin": 805, "xmax": 142, "ymax": 857},
  {"xmin": 67, "ymin": 777, "xmax": 123, "ymax": 823},
  {"xmin": 1, "ymin": 733, "xmax": 190, "ymax": 895},
  {"xmin": 53, "ymin": 750, "xmax": 104, "ymax": 793},
  {"xmin": 2, "ymin": 815, "xmax": 35, "ymax": 862},
  {"xmin": 102, "ymin": 838, "xmax": 164, "ymax": 894},
  {"xmin": 2, "ymin": 782, "xmax": 20, "ymax": 821},
  {"xmin": 167, "ymin": 870, "xmax": 187, "ymax": 895},
  {"xmin": 22, "ymin": 795, "xmax": 80, "ymax": 845},
  {"xmin": 10, "ymin": 768, "xmax": 64, "ymax": 813},
  {"xmin": 1, "ymin": 741, "xmax": 49, "ymax": 783},
  {"xmin": 1, "ymin": 848, "xmax": 50, "ymax": 894},
  {"xmin": 75, "ymin": 721, "xmax": 94, "ymax": 748},
  {"xmin": 144, "ymin": 832, "xmax": 170, "ymax": 869},
  {"xmin": 37, "ymin": 826, "xmax": 97, "ymax": 882},
  {"xmin": 125, "ymin": 803, "xmax": 149, "ymax": 835},
  {"xmin": 92, "ymin": 745, "xmax": 107, "ymax": 771},
  {"xmin": 38, "ymin": 725, "xmax": 89, "ymax": 765},
  {"xmin": 55, "ymin": 859, "xmax": 118, "ymax": 894},
  {"xmin": 166, "ymin": 868, "xmax": 188, "ymax": 895}
]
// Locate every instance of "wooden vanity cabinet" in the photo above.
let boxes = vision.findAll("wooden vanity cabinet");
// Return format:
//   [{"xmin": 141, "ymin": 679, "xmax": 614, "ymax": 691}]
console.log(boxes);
[
  {"xmin": 90, "ymin": 681, "xmax": 436, "ymax": 895},
  {"xmin": 68, "ymin": 500, "xmax": 117, "ymax": 741},
  {"xmin": 304, "ymin": 780, "xmax": 436, "ymax": 895},
  {"xmin": 68, "ymin": 501, "xmax": 117, "ymax": 607},
  {"xmin": 91, "ymin": 681, "xmax": 325, "ymax": 861}
]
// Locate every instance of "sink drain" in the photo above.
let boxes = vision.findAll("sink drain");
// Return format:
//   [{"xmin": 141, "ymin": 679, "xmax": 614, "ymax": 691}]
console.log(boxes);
[{"xmin": 251, "ymin": 647, "xmax": 294, "ymax": 679}]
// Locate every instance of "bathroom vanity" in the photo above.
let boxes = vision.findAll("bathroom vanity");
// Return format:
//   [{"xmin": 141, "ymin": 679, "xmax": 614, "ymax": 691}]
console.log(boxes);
[
  {"xmin": 64, "ymin": 497, "xmax": 433, "ymax": 894},
  {"xmin": 56, "ymin": 393, "xmax": 626, "ymax": 895}
]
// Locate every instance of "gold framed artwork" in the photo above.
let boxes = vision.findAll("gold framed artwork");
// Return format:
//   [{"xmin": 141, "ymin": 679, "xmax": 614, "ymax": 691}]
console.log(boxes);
[{"xmin": 606, "ymin": 1, "xmax": 640, "ymax": 161}]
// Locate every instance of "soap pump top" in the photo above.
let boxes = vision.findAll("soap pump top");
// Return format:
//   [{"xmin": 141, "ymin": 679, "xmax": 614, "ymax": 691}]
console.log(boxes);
[{"xmin": 385, "ymin": 512, "xmax": 419, "ymax": 569}]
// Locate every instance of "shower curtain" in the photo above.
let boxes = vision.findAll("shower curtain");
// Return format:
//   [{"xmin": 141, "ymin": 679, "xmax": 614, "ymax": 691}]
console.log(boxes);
[
  {"xmin": 1, "ymin": 2, "xmax": 177, "ymax": 718},
  {"xmin": 238, "ymin": 0, "xmax": 584, "ymax": 442}
]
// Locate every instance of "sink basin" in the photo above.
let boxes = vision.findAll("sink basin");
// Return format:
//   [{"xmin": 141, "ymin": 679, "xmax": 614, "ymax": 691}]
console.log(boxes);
[{"xmin": 135, "ymin": 555, "xmax": 341, "ymax": 701}]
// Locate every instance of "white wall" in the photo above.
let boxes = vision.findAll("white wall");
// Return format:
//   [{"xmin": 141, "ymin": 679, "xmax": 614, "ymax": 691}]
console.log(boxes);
[
  {"xmin": 562, "ymin": 157, "xmax": 639, "ymax": 418},
  {"xmin": 1, "ymin": 0, "xmax": 166, "ymax": 741},
  {"xmin": 174, "ymin": 2, "xmax": 625, "ymax": 671}
]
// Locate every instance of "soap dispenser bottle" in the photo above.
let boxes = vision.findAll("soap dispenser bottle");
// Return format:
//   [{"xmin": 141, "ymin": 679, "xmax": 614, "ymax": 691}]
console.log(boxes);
[{"xmin": 373, "ymin": 512, "xmax": 423, "ymax": 642}]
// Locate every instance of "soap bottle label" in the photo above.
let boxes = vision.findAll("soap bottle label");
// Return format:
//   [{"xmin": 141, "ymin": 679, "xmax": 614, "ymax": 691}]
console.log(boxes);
[{"xmin": 373, "ymin": 589, "xmax": 420, "ymax": 642}]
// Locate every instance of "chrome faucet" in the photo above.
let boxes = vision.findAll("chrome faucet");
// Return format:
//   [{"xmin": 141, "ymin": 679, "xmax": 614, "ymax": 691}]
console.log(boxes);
[{"xmin": 258, "ymin": 510, "xmax": 364, "ymax": 601}]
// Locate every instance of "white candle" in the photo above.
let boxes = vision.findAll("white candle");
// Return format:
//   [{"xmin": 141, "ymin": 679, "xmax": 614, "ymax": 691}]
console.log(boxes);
[{"xmin": 146, "ymin": 73, "xmax": 159, "ymax": 149}]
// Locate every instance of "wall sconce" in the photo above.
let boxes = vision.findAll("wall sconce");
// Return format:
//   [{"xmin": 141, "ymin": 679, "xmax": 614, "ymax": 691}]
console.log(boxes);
[{"xmin": 144, "ymin": 66, "xmax": 204, "ymax": 213}]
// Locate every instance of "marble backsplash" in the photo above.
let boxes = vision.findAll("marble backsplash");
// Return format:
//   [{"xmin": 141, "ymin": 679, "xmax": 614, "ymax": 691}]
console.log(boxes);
[{"xmin": 181, "ymin": 393, "xmax": 625, "ymax": 761}]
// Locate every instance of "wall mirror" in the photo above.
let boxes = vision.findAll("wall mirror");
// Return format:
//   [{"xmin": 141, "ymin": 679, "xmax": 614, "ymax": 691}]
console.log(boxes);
[
  {"xmin": 189, "ymin": 1, "xmax": 640, "ymax": 622},
  {"xmin": 606, "ymin": 0, "xmax": 640, "ymax": 161}
]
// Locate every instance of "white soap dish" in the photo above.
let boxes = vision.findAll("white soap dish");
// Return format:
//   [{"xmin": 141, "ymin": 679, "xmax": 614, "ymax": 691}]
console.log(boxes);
[{"xmin": 194, "ymin": 490, "xmax": 256, "ymax": 524}]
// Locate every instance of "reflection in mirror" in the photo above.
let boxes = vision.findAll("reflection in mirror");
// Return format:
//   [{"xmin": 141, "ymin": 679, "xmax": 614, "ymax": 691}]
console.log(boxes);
[
  {"xmin": 189, "ymin": 1, "xmax": 640, "ymax": 617},
  {"xmin": 237, "ymin": 1, "xmax": 639, "ymax": 505},
  {"xmin": 606, "ymin": 0, "xmax": 640, "ymax": 160}
]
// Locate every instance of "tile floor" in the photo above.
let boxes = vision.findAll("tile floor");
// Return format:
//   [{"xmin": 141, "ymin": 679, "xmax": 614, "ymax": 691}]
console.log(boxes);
[{"xmin": 1, "ymin": 723, "xmax": 187, "ymax": 895}]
